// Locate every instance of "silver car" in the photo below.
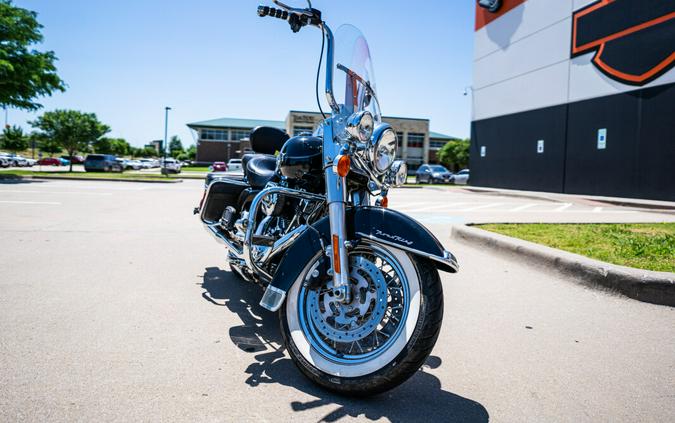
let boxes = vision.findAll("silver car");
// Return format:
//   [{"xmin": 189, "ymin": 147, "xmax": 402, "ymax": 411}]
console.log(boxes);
[
  {"xmin": 161, "ymin": 158, "xmax": 181, "ymax": 174},
  {"xmin": 453, "ymin": 169, "xmax": 470, "ymax": 185},
  {"xmin": 0, "ymin": 153, "xmax": 28, "ymax": 167},
  {"xmin": 227, "ymin": 158, "xmax": 243, "ymax": 172}
]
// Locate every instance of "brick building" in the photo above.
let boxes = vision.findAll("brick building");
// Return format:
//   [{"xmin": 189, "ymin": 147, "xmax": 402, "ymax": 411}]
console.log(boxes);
[{"xmin": 188, "ymin": 111, "xmax": 457, "ymax": 169}]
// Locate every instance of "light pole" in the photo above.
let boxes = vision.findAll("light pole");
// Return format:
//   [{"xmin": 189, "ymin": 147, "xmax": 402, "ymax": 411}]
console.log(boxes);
[
  {"xmin": 3, "ymin": 106, "xmax": 7, "ymax": 129},
  {"xmin": 162, "ymin": 106, "xmax": 171, "ymax": 175}
]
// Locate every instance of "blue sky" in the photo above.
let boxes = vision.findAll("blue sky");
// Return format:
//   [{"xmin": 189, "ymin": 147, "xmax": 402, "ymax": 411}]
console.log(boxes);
[{"xmin": 9, "ymin": 0, "xmax": 476, "ymax": 147}]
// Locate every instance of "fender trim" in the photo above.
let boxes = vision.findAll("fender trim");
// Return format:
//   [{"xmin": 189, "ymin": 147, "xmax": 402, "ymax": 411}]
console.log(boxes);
[{"xmin": 259, "ymin": 207, "xmax": 459, "ymax": 311}]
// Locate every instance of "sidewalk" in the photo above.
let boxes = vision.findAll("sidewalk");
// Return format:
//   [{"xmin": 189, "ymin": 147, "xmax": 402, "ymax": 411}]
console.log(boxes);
[{"xmin": 463, "ymin": 186, "xmax": 675, "ymax": 211}]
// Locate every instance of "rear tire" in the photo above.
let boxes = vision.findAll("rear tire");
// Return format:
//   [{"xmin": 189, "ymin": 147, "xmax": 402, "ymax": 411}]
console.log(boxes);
[{"xmin": 280, "ymin": 246, "xmax": 443, "ymax": 396}]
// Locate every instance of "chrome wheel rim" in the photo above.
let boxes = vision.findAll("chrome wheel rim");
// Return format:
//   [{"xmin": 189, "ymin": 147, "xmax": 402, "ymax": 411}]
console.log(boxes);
[{"xmin": 298, "ymin": 245, "xmax": 410, "ymax": 365}]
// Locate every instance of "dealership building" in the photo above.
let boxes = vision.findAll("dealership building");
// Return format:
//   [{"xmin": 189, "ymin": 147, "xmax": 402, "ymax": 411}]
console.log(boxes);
[
  {"xmin": 471, "ymin": 0, "xmax": 675, "ymax": 201},
  {"xmin": 187, "ymin": 111, "xmax": 457, "ymax": 168}
]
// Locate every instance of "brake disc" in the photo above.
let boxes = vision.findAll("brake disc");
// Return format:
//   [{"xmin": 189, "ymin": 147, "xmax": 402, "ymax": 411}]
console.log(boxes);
[{"xmin": 307, "ymin": 256, "xmax": 388, "ymax": 343}]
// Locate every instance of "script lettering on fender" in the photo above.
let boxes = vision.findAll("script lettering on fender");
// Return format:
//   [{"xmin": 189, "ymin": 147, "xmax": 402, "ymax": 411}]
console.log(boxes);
[{"xmin": 374, "ymin": 229, "xmax": 414, "ymax": 246}]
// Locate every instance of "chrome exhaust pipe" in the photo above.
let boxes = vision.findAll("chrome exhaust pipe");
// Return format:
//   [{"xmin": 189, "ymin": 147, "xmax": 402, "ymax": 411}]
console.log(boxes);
[{"xmin": 203, "ymin": 223, "xmax": 244, "ymax": 257}]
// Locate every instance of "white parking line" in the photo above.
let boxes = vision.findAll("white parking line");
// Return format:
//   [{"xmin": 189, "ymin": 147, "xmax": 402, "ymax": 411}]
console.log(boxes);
[
  {"xmin": 592, "ymin": 207, "xmax": 603, "ymax": 213},
  {"xmin": 509, "ymin": 203, "xmax": 538, "ymax": 212},
  {"xmin": 403, "ymin": 202, "xmax": 473, "ymax": 213},
  {"xmin": 0, "ymin": 190, "xmax": 112, "ymax": 196},
  {"xmin": 395, "ymin": 202, "xmax": 431, "ymax": 211},
  {"xmin": 0, "ymin": 200, "xmax": 61, "ymax": 205},
  {"xmin": 554, "ymin": 203, "xmax": 573, "ymax": 212},
  {"xmin": 456, "ymin": 203, "xmax": 504, "ymax": 211}
]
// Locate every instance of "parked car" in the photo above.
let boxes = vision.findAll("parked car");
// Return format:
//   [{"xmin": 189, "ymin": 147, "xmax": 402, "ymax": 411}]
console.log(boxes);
[
  {"xmin": 210, "ymin": 161, "xmax": 227, "ymax": 172},
  {"xmin": 126, "ymin": 159, "xmax": 142, "ymax": 170},
  {"xmin": 160, "ymin": 157, "xmax": 181, "ymax": 174},
  {"xmin": 116, "ymin": 158, "xmax": 132, "ymax": 170},
  {"xmin": 227, "ymin": 158, "xmax": 243, "ymax": 172},
  {"xmin": 453, "ymin": 168, "xmax": 470, "ymax": 185},
  {"xmin": 24, "ymin": 157, "xmax": 37, "ymax": 166},
  {"xmin": 37, "ymin": 157, "xmax": 61, "ymax": 166},
  {"xmin": 62, "ymin": 155, "xmax": 85, "ymax": 164},
  {"xmin": 415, "ymin": 164, "xmax": 453, "ymax": 184},
  {"xmin": 138, "ymin": 159, "xmax": 154, "ymax": 169},
  {"xmin": 0, "ymin": 153, "xmax": 28, "ymax": 167},
  {"xmin": 59, "ymin": 158, "xmax": 71, "ymax": 166},
  {"xmin": 0, "ymin": 156, "xmax": 9, "ymax": 168},
  {"xmin": 84, "ymin": 154, "xmax": 123, "ymax": 172}
]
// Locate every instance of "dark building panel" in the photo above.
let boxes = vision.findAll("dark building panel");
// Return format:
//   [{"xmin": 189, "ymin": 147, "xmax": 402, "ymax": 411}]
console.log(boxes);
[
  {"xmin": 471, "ymin": 104, "xmax": 567, "ymax": 193},
  {"xmin": 564, "ymin": 90, "xmax": 641, "ymax": 198},
  {"xmin": 471, "ymin": 82, "xmax": 675, "ymax": 201},
  {"xmin": 635, "ymin": 83, "xmax": 675, "ymax": 200},
  {"xmin": 565, "ymin": 83, "xmax": 675, "ymax": 201}
]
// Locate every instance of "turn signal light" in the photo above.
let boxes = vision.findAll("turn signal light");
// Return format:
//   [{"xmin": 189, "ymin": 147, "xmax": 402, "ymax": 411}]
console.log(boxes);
[
  {"xmin": 380, "ymin": 196, "xmax": 388, "ymax": 208},
  {"xmin": 336, "ymin": 155, "xmax": 350, "ymax": 177}
]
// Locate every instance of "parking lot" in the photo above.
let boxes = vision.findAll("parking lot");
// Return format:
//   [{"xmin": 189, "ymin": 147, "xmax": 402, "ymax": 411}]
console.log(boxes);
[{"xmin": 1, "ymin": 179, "xmax": 674, "ymax": 422}]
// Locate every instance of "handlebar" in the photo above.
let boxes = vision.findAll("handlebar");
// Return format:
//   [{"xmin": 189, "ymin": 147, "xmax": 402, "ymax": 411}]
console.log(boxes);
[
  {"xmin": 258, "ymin": 2, "xmax": 322, "ymax": 33},
  {"xmin": 257, "ymin": 6, "xmax": 289, "ymax": 20},
  {"xmin": 257, "ymin": 2, "xmax": 337, "ymax": 113}
]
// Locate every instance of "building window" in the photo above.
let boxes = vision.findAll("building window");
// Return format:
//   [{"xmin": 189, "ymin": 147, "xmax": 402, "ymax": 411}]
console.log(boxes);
[
  {"xmin": 430, "ymin": 140, "xmax": 449, "ymax": 149},
  {"xmin": 408, "ymin": 133, "xmax": 424, "ymax": 148},
  {"xmin": 201, "ymin": 129, "xmax": 228, "ymax": 141},
  {"xmin": 231, "ymin": 129, "xmax": 251, "ymax": 140},
  {"xmin": 293, "ymin": 125, "xmax": 314, "ymax": 136},
  {"xmin": 396, "ymin": 132, "xmax": 404, "ymax": 148}
]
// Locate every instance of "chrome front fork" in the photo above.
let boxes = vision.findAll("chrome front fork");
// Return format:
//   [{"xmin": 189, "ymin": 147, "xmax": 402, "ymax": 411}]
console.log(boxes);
[{"xmin": 323, "ymin": 119, "xmax": 351, "ymax": 303}]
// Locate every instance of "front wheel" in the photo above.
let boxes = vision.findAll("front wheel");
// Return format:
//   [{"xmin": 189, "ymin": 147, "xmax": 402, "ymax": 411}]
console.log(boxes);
[{"xmin": 280, "ymin": 243, "xmax": 443, "ymax": 396}]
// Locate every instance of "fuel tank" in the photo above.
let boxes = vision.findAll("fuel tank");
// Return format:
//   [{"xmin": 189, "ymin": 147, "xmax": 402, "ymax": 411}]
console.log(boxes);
[{"xmin": 277, "ymin": 135, "xmax": 323, "ymax": 191}]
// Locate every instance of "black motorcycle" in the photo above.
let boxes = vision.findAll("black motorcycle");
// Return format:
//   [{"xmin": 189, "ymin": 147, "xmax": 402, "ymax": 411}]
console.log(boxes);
[{"xmin": 196, "ymin": 0, "xmax": 458, "ymax": 395}]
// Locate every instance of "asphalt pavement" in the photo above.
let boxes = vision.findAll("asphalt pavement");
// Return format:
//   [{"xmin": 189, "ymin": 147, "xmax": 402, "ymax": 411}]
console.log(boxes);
[{"xmin": 1, "ymin": 179, "xmax": 673, "ymax": 422}]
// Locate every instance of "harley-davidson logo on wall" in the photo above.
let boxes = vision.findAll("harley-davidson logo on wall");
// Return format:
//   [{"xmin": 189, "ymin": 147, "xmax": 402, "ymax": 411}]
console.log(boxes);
[{"xmin": 571, "ymin": 0, "xmax": 675, "ymax": 86}]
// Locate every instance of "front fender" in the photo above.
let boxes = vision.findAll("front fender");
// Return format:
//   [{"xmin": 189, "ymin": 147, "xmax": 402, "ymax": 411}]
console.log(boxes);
[{"xmin": 259, "ymin": 207, "xmax": 459, "ymax": 311}]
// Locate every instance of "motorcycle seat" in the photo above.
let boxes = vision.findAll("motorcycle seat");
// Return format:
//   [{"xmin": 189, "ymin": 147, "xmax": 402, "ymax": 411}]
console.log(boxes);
[{"xmin": 245, "ymin": 154, "xmax": 277, "ymax": 188}]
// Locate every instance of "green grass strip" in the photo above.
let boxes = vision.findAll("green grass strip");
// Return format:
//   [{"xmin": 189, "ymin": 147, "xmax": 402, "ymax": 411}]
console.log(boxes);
[{"xmin": 478, "ymin": 223, "xmax": 675, "ymax": 273}]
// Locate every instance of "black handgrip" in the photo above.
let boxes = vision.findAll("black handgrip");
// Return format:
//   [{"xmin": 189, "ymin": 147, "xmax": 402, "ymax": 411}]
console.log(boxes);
[{"xmin": 257, "ymin": 6, "xmax": 289, "ymax": 20}]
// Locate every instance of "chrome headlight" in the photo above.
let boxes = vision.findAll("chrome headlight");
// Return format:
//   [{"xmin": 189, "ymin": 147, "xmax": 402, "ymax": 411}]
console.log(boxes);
[
  {"xmin": 346, "ymin": 111, "xmax": 374, "ymax": 142},
  {"xmin": 370, "ymin": 124, "xmax": 397, "ymax": 174},
  {"xmin": 388, "ymin": 160, "xmax": 407, "ymax": 187}
]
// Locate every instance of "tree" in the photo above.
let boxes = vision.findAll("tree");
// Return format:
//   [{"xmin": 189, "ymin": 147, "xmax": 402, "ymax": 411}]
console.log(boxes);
[
  {"xmin": 186, "ymin": 144, "xmax": 196, "ymax": 161},
  {"xmin": 0, "ymin": 124, "xmax": 28, "ymax": 153},
  {"xmin": 0, "ymin": 1, "xmax": 65, "ymax": 111},
  {"xmin": 437, "ymin": 139, "xmax": 470, "ymax": 172},
  {"xmin": 129, "ymin": 146, "xmax": 143, "ymax": 158},
  {"xmin": 169, "ymin": 135, "xmax": 183, "ymax": 158},
  {"xmin": 110, "ymin": 138, "xmax": 130, "ymax": 156},
  {"xmin": 30, "ymin": 110, "xmax": 110, "ymax": 171},
  {"xmin": 91, "ymin": 136, "xmax": 113, "ymax": 154},
  {"xmin": 141, "ymin": 146, "xmax": 158, "ymax": 157},
  {"xmin": 31, "ymin": 131, "xmax": 60, "ymax": 155},
  {"xmin": 93, "ymin": 137, "xmax": 130, "ymax": 156}
]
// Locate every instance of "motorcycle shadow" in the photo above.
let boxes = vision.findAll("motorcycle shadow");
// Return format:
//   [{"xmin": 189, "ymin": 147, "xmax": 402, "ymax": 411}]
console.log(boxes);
[{"xmin": 201, "ymin": 267, "xmax": 489, "ymax": 423}]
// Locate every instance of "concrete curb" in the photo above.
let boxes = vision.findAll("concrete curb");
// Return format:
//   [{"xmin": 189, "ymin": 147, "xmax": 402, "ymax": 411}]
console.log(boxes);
[
  {"xmin": 0, "ymin": 175, "xmax": 183, "ymax": 184},
  {"xmin": 451, "ymin": 224, "xmax": 675, "ymax": 307}
]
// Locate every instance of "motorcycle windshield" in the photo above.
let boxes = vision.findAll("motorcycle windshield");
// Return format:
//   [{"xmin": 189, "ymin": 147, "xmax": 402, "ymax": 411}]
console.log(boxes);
[{"xmin": 333, "ymin": 24, "xmax": 381, "ymax": 123}]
